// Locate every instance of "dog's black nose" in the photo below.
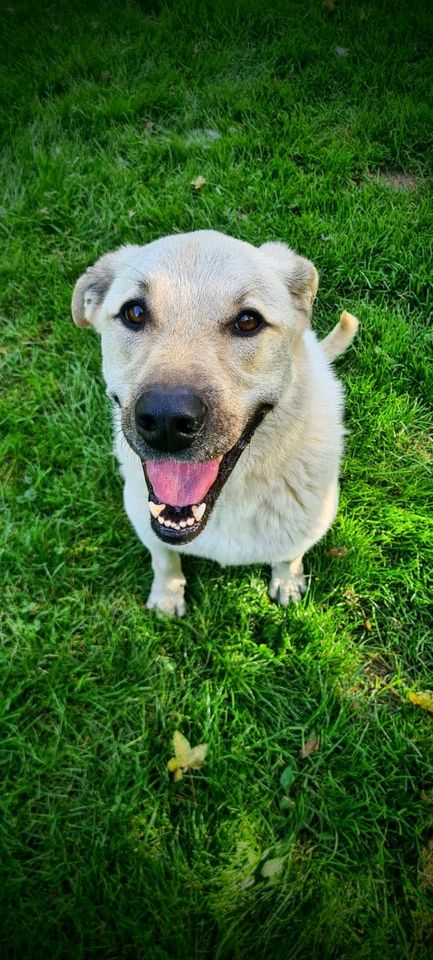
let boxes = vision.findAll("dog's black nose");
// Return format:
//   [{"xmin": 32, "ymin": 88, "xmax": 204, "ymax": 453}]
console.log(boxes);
[{"xmin": 135, "ymin": 385, "xmax": 207, "ymax": 453}]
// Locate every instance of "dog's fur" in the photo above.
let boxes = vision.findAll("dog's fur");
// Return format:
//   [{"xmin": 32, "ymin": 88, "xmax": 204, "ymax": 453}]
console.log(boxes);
[{"xmin": 72, "ymin": 230, "xmax": 358, "ymax": 615}]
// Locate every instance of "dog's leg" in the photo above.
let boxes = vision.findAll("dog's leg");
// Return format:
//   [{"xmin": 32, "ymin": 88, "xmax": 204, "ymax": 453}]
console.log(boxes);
[
  {"xmin": 146, "ymin": 544, "xmax": 186, "ymax": 617},
  {"xmin": 269, "ymin": 555, "xmax": 306, "ymax": 606}
]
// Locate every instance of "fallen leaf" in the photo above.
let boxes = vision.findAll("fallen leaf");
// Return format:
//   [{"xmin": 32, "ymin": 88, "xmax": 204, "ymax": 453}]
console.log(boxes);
[
  {"xmin": 300, "ymin": 736, "xmax": 320, "ymax": 758},
  {"xmin": 328, "ymin": 546, "xmax": 347, "ymax": 558},
  {"xmin": 280, "ymin": 765, "xmax": 296, "ymax": 790},
  {"xmin": 191, "ymin": 175, "xmax": 206, "ymax": 191},
  {"xmin": 167, "ymin": 730, "xmax": 208, "ymax": 781},
  {"xmin": 364, "ymin": 619, "xmax": 372, "ymax": 632},
  {"xmin": 408, "ymin": 692, "xmax": 433, "ymax": 714},
  {"xmin": 335, "ymin": 46, "xmax": 349, "ymax": 57},
  {"xmin": 343, "ymin": 587, "xmax": 361, "ymax": 606},
  {"xmin": 261, "ymin": 857, "xmax": 285, "ymax": 878},
  {"xmin": 187, "ymin": 129, "xmax": 221, "ymax": 146},
  {"xmin": 281, "ymin": 796, "xmax": 295, "ymax": 812}
]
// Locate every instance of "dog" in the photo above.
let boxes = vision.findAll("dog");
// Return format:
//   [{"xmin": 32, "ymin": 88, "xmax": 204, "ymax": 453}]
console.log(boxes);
[{"xmin": 72, "ymin": 230, "xmax": 358, "ymax": 615}]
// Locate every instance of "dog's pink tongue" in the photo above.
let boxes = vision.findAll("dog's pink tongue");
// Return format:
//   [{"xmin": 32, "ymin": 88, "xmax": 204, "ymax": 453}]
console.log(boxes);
[{"xmin": 146, "ymin": 459, "xmax": 220, "ymax": 507}]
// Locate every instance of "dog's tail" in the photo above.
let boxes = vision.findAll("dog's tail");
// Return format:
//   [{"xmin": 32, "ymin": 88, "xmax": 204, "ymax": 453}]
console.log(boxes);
[{"xmin": 321, "ymin": 310, "xmax": 359, "ymax": 361}]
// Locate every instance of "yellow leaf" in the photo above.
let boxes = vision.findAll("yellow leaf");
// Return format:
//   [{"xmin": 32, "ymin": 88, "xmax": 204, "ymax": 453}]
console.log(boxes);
[
  {"xmin": 261, "ymin": 857, "xmax": 285, "ymax": 879},
  {"xmin": 173, "ymin": 731, "xmax": 191, "ymax": 766},
  {"xmin": 408, "ymin": 692, "xmax": 433, "ymax": 713},
  {"xmin": 187, "ymin": 743, "xmax": 208, "ymax": 768},
  {"xmin": 167, "ymin": 730, "xmax": 208, "ymax": 780},
  {"xmin": 191, "ymin": 175, "xmax": 206, "ymax": 190}
]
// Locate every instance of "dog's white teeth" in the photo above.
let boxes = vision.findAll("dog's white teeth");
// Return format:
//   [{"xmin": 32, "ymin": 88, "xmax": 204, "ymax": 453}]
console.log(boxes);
[
  {"xmin": 155, "ymin": 513, "xmax": 181, "ymax": 531},
  {"xmin": 153, "ymin": 502, "xmax": 205, "ymax": 531},
  {"xmin": 149, "ymin": 501, "xmax": 165, "ymax": 518}
]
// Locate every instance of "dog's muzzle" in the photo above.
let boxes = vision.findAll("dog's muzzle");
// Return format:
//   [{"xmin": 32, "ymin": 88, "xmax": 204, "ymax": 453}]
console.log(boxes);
[{"xmin": 141, "ymin": 402, "xmax": 274, "ymax": 545}]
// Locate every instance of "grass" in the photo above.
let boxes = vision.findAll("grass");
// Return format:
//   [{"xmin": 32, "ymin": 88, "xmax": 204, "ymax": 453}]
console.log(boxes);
[{"xmin": 1, "ymin": 0, "xmax": 433, "ymax": 956}]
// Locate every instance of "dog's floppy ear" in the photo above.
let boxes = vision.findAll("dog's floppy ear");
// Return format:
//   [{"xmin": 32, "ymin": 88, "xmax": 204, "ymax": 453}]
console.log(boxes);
[
  {"xmin": 260, "ymin": 241, "xmax": 318, "ymax": 329},
  {"xmin": 71, "ymin": 251, "xmax": 116, "ymax": 329}
]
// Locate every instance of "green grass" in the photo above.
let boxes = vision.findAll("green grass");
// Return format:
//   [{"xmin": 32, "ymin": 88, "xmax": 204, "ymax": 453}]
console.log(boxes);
[{"xmin": 1, "ymin": 0, "xmax": 433, "ymax": 956}]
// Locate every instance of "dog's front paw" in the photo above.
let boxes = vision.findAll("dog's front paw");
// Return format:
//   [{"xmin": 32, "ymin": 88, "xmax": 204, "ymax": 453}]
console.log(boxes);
[
  {"xmin": 269, "ymin": 560, "xmax": 306, "ymax": 606},
  {"xmin": 146, "ymin": 580, "xmax": 186, "ymax": 617}
]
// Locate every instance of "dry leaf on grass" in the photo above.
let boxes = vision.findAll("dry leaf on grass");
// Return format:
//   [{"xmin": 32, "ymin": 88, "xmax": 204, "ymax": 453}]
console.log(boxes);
[
  {"xmin": 328, "ymin": 546, "xmax": 348, "ymax": 558},
  {"xmin": 261, "ymin": 857, "xmax": 285, "ymax": 879},
  {"xmin": 191, "ymin": 175, "xmax": 206, "ymax": 191},
  {"xmin": 300, "ymin": 737, "xmax": 320, "ymax": 758},
  {"xmin": 335, "ymin": 46, "xmax": 349, "ymax": 57},
  {"xmin": 167, "ymin": 730, "xmax": 208, "ymax": 782},
  {"xmin": 408, "ymin": 692, "xmax": 433, "ymax": 714}
]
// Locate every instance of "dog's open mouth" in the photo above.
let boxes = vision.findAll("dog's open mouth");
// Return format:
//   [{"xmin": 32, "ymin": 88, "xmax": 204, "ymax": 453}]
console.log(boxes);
[{"xmin": 142, "ymin": 404, "xmax": 272, "ymax": 544}]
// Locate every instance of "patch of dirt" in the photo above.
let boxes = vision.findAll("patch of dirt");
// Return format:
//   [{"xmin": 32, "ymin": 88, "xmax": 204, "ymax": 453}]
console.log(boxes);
[{"xmin": 368, "ymin": 170, "xmax": 418, "ymax": 192}]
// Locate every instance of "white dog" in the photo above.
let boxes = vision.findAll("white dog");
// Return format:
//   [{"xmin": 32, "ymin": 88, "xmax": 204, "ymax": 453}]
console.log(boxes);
[{"xmin": 72, "ymin": 230, "xmax": 358, "ymax": 615}]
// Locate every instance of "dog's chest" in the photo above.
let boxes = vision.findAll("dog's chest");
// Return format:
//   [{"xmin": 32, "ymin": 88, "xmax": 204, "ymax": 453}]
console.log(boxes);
[
  {"xmin": 119, "ymin": 439, "xmax": 335, "ymax": 566},
  {"xmin": 173, "ymin": 472, "xmax": 314, "ymax": 566}
]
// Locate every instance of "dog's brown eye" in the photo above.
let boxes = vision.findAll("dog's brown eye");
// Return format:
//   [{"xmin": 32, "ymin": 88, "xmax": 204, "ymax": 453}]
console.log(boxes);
[
  {"xmin": 121, "ymin": 302, "xmax": 147, "ymax": 328},
  {"xmin": 233, "ymin": 311, "xmax": 264, "ymax": 336}
]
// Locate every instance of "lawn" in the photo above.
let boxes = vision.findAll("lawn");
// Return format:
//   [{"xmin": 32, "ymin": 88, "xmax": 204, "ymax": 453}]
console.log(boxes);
[{"xmin": 1, "ymin": 0, "xmax": 433, "ymax": 957}]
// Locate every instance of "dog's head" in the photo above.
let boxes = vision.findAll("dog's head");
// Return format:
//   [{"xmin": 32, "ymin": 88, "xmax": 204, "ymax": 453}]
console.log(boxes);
[{"xmin": 72, "ymin": 230, "xmax": 318, "ymax": 543}]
